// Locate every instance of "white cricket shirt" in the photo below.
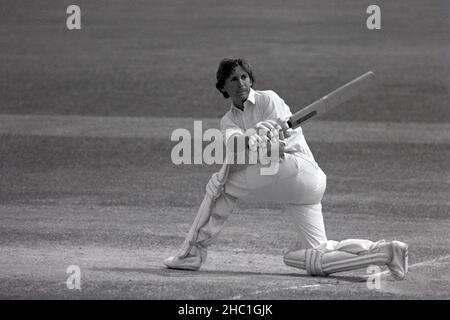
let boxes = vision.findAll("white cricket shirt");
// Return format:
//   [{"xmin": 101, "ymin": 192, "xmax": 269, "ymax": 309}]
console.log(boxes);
[{"xmin": 220, "ymin": 88, "xmax": 317, "ymax": 165}]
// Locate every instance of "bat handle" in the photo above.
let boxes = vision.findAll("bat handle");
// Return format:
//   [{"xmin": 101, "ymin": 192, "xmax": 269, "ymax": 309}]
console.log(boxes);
[
  {"xmin": 286, "ymin": 119, "xmax": 293, "ymax": 129},
  {"xmin": 275, "ymin": 118, "xmax": 292, "ymax": 139}
]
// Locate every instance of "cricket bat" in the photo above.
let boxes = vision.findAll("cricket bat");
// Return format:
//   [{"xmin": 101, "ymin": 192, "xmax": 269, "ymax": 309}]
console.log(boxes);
[{"xmin": 286, "ymin": 71, "xmax": 375, "ymax": 129}]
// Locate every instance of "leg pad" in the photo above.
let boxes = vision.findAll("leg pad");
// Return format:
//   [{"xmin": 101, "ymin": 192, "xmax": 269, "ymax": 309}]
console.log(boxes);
[
  {"xmin": 283, "ymin": 248, "xmax": 327, "ymax": 276},
  {"xmin": 283, "ymin": 242, "xmax": 391, "ymax": 276}
]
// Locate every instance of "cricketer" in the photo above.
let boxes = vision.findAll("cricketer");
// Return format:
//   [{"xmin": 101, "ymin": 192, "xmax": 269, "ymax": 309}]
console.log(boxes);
[{"xmin": 164, "ymin": 58, "xmax": 408, "ymax": 279}]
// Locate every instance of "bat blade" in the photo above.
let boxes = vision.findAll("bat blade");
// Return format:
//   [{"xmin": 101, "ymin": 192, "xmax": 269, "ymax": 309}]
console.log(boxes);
[{"xmin": 287, "ymin": 71, "xmax": 375, "ymax": 129}]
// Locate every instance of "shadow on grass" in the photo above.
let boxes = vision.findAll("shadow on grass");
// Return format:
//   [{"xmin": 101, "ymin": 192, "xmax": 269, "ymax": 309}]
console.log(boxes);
[
  {"xmin": 90, "ymin": 266, "xmax": 298, "ymax": 277},
  {"xmin": 89, "ymin": 266, "xmax": 367, "ymax": 283}
]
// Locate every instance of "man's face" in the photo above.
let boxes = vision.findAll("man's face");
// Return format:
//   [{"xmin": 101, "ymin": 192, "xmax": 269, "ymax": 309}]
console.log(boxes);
[{"xmin": 221, "ymin": 66, "xmax": 253, "ymax": 107}]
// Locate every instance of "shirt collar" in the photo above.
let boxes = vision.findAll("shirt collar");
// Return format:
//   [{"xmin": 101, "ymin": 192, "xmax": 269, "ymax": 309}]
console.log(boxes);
[
  {"xmin": 246, "ymin": 88, "xmax": 256, "ymax": 105},
  {"xmin": 230, "ymin": 88, "xmax": 255, "ymax": 112}
]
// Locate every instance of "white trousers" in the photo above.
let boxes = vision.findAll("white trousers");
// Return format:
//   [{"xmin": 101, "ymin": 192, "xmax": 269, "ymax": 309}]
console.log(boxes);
[
  {"xmin": 229, "ymin": 154, "xmax": 327, "ymax": 248},
  {"xmin": 195, "ymin": 153, "xmax": 328, "ymax": 249},
  {"xmin": 184, "ymin": 154, "xmax": 393, "ymax": 276}
]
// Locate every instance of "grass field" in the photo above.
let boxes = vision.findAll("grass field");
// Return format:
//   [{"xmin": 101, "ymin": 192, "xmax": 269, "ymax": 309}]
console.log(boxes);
[
  {"xmin": 0, "ymin": 0, "xmax": 449, "ymax": 300},
  {"xmin": 1, "ymin": 0, "xmax": 449, "ymax": 121},
  {"xmin": 0, "ymin": 116, "xmax": 449, "ymax": 299}
]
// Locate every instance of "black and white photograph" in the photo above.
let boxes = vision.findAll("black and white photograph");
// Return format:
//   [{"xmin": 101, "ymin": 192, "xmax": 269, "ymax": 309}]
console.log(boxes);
[{"xmin": 0, "ymin": 0, "xmax": 449, "ymax": 305}]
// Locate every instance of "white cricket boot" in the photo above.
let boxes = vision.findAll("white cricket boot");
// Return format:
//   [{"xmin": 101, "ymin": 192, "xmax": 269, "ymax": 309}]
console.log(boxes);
[
  {"xmin": 163, "ymin": 246, "xmax": 206, "ymax": 271},
  {"xmin": 385, "ymin": 240, "xmax": 408, "ymax": 280}
]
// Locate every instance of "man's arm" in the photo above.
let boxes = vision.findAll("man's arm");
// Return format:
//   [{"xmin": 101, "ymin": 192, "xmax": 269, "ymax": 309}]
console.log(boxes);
[
  {"xmin": 226, "ymin": 129, "xmax": 285, "ymax": 164},
  {"xmin": 221, "ymin": 113, "xmax": 285, "ymax": 165}
]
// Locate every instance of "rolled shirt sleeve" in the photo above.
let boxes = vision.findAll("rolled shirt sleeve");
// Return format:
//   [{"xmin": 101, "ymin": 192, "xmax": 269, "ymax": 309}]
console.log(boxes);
[
  {"xmin": 218, "ymin": 88, "xmax": 317, "ymax": 165},
  {"xmin": 259, "ymin": 91, "xmax": 315, "ymax": 161},
  {"xmin": 220, "ymin": 114, "xmax": 245, "ymax": 146}
]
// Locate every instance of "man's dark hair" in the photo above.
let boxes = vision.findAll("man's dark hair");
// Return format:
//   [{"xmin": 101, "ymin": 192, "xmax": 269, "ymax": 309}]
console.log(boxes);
[{"xmin": 215, "ymin": 58, "xmax": 255, "ymax": 98}]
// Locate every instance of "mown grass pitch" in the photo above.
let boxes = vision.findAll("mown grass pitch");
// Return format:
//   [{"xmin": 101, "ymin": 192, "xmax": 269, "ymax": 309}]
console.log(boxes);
[{"xmin": 0, "ymin": 117, "xmax": 449, "ymax": 299}]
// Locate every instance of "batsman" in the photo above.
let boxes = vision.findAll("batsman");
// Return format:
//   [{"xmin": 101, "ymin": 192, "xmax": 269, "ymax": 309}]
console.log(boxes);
[{"xmin": 164, "ymin": 58, "xmax": 409, "ymax": 280}]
